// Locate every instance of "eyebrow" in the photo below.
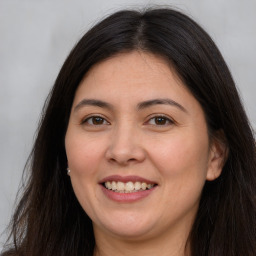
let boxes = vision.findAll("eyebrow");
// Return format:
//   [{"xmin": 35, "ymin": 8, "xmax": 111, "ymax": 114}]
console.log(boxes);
[
  {"xmin": 137, "ymin": 98, "xmax": 187, "ymax": 113},
  {"xmin": 74, "ymin": 98, "xmax": 187, "ymax": 113},
  {"xmin": 74, "ymin": 99, "xmax": 113, "ymax": 112}
]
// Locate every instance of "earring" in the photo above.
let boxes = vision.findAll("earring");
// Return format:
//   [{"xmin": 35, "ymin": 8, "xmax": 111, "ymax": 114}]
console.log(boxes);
[{"xmin": 67, "ymin": 168, "xmax": 71, "ymax": 176}]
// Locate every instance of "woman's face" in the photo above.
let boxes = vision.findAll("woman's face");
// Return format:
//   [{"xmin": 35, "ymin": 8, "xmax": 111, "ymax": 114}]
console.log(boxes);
[{"xmin": 65, "ymin": 51, "xmax": 223, "ymax": 242}]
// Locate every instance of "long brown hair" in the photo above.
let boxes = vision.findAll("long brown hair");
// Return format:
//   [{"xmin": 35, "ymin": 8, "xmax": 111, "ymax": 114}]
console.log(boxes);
[{"xmin": 2, "ymin": 8, "xmax": 256, "ymax": 256}]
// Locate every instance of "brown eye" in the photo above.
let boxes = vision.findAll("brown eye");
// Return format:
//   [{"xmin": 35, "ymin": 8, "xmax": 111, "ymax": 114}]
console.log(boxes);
[
  {"xmin": 155, "ymin": 117, "xmax": 167, "ymax": 125},
  {"xmin": 148, "ymin": 116, "xmax": 173, "ymax": 126},
  {"xmin": 92, "ymin": 117, "xmax": 104, "ymax": 125},
  {"xmin": 83, "ymin": 116, "xmax": 109, "ymax": 125}
]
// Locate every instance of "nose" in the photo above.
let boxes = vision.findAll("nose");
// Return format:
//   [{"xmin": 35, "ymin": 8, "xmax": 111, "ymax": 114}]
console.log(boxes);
[{"xmin": 105, "ymin": 124, "xmax": 146, "ymax": 166}]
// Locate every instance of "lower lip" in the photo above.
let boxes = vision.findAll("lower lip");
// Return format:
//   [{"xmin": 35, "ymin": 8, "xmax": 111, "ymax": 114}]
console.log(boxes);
[{"xmin": 101, "ymin": 185, "xmax": 157, "ymax": 203}]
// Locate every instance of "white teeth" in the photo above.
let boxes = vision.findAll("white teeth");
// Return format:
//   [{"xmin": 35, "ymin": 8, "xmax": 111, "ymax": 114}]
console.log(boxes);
[
  {"xmin": 104, "ymin": 181, "xmax": 155, "ymax": 193},
  {"xmin": 134, "ymin": 181, "xmax": 141, "ymax": 190},
  {"xmin": 125, "ymin": 181, "xmax": 134, "ymax": 191},
  {"xmin": 147, "ymin": 184, "xmax": 153, "ymax": 189},
  {"xmin": 141, "ymin": 182, "xmax": 147, "ymax": 190},
  {"xmin": 117, "ymin": 181, "xmax": 125, "ymax": 191},
  {"xmin": 111, "ymin": 181, "xmax": 117, "ymax": 190},
  {"xmin": 105, "ymin": 181, "xmax": 111, "ymax": 189}
]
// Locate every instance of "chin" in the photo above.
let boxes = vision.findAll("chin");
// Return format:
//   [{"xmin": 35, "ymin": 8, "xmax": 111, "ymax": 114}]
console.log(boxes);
[
  {"xmin": 94, "ymin": 212, "xmax": 156, "ymax": 240},
  {"xmin": 104, "ymin": 224, "xmax": 154, "ymax": 240}
]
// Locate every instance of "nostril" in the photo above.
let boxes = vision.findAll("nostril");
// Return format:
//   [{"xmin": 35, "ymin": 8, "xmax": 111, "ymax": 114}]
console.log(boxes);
[
  {"xmin": 108, "ymin": 157, "xmax": 137, "ymax": 165},
  {"xmin": 128, "ymin": 158, "xmax": 136, "ymax": 162}
]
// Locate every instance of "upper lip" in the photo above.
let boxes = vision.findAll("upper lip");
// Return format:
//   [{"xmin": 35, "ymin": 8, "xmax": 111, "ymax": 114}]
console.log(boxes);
[{"xmin": 99, "ymin": 175, "xmax": 157, "ymax": 184}]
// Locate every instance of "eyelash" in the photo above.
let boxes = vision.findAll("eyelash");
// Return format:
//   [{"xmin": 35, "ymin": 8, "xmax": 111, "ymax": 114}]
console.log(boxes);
[
  {"xmin": 81, "ymin": 115, "xmax": 110, "ymax": 126},
  {"xmin": 146, "ymin": 115, "xmax": 174, "ymax": 126},
  {"xmin": 81, "ymin": 115, "xmax": 174, "ymax": 126}
]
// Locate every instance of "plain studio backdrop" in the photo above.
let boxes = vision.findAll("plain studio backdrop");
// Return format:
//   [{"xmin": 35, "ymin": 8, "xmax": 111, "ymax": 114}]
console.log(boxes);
[{"xmin": 0, "ymin": 0, "xmax": 255, "ymax": 248}]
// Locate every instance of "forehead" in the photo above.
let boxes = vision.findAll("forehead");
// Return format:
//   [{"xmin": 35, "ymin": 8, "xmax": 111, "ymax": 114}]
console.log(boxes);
[
  {"xmin": 77, "ymin": 52, "xmax": 183, "ymax": 93},
  {"xmin": 85, "ymin": 51, "xmax": 174, "ymax": 78},
  {"xmin": 73, "ymin": 51, "xmax": 201, "ymax": 113}
]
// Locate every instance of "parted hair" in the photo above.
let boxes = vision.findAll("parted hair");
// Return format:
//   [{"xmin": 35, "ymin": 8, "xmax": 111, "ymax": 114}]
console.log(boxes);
[{"xmin": 2, "ymin": 7, "xmax": 256, "ymax": 256}]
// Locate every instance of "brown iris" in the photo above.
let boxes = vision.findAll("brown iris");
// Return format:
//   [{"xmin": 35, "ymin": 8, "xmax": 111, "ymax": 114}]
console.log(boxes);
[
  {"xmin": 154, "ymin": 117, "xmax": 168, "ymax": 125},
  {"xmin": 92, "ymin": 117, "xmax": 105, "ymax": 125}
]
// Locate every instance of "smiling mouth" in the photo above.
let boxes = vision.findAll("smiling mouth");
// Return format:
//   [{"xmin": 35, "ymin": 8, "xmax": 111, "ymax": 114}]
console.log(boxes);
[{"xmin": 103, "ymin": 181, "xmax": 157, "ymax": 193}]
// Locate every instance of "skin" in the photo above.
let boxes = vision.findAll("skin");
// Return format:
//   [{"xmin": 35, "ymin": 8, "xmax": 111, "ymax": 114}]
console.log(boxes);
[{"xmin": 65, "ymin": 51, "xmax": 225, "ymax": 256}]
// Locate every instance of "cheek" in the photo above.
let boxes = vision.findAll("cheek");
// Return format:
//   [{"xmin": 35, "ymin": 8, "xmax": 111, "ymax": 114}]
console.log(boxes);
[
  {"xmin": 148, "ymin": 131, "xmax": 210, "ymax": 180},
  {"xmin": 65, "ymin": 134, "xmax": 105, "ymax": 214},
  {"xmin": 65, "ymin": 134, "xmax": 105, "ymax": 176}
]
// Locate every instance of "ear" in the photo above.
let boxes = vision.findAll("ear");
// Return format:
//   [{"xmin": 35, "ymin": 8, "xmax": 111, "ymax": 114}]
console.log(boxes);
[{"xmin": 206, "ymin": 131, "xmax": 228, "ymax": 181}]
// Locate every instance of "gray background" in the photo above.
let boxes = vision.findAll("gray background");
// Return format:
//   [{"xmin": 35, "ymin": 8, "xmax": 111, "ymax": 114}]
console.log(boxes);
[{"xmin": 0, "ymin": 0, "xmax": 255, "ymax": 248}]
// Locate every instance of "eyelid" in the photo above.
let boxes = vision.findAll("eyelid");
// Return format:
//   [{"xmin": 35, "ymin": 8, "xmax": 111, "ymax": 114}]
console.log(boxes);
[
  {"xmin": 145, "ymin": 114, "xmax": 175, "ymax": 126},
  {"xmin": 80, "ymin": 114, "xmax": 175, "ymax": 126},
  {"xmin": 81, "ymin": 115, "xmax": 110, "ymax": 125}
]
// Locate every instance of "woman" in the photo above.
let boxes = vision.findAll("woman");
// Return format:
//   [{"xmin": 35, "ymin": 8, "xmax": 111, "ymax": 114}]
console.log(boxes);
[{"xmin": 2, "ymin": 8, "xmax": 256, "ymax": 256}]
